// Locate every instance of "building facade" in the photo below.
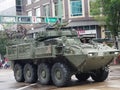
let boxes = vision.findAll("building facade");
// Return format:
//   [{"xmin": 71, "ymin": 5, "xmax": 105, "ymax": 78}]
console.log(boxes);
[{"xmin": 22, "ymin": 0, "xmax": 105, "ymax": 38}]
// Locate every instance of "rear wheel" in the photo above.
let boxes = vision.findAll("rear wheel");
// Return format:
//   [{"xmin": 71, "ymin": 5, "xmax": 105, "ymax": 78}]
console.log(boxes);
[
  {"xmin": 38, "ymin": 63, "xmax": 51, "ymax": 85},
  {"xmin": 14, "ymin": 64, "xmax": 24, "ymax": 82},
  {"xmin": 75, "ymin": 73, "xmax": 90, "ymax": 81},
  {"xmin": 24, "ymin": 63, "xmax": 37, "ymax": 83},
  {"xmin": 51, "ymin": 63, "xmax": 71, "ymax": 87},
  {"xmin": 91, "ymin": 67, "xmax": 109, "ymax": 82}
]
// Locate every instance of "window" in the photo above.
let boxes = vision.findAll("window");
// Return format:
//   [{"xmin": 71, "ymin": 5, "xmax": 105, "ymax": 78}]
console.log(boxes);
[
  {"xmin": 43, "ymin": 5, "xmax": 50, "ymax": 16},
  {"xmin": 34, "ymin": 0, "xmax": 39, "ymax": 2},
  {"xmin": 84, "ymin": 26, "xmax": 89, "ymax": 30},
  {"xmin": 35, "ymin": 7, "xmax": 41, "ymax": 22},
  {"xmin": 16, "ymin": 0, "xmax": 22, "ymax": 6},
  {"xmin": 35, "ymin": 8, "xmax": 41, "ymax": 16},
  {"xmin": 27, "ymin": 0, "xmax": 32, "ymax": 5},
  {"xmin": 27, "ymin": 11, "xmax": 32, "ymax": 16},
  {"xmin": 90, "ymin": 25, "xmax": 95, "ymax": 29},
  {"xmin": 16, "ymin": 0, "xmax": 22, "ymax": 12},
  {"xmin": 70, "ymin": 0, "xmax": 83, "ymax": 16},
  {"xmin": 54, "ymin": 0, "xmax": 64, "ymax": 17}
]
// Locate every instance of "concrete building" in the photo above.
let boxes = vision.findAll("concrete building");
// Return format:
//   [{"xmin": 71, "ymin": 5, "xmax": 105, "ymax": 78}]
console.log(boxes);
[{"xmin": 0, "ymin": 0, "xmax": 105, "ymax": 38}]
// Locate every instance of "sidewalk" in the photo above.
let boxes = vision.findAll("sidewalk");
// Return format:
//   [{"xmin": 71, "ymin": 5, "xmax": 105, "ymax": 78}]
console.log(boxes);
[{"xmin": 109, "ymin": 64, "xmax": 120, "ymax": 72}]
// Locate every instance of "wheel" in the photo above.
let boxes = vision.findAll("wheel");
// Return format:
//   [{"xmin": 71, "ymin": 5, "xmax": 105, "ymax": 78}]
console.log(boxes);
[
  {"xmin": 75, "ymin": 73, "xmax": 90, "ymax": 81},
  {"xmin": 14, "ymin": 64, "xmax": 24, "ymax": 82},
  {"xmin": 51, "ymin": 63, "xmax": 71, "ymax": 87},
  {"xmin": 91, "ymin": 67, "xmax": 109, "ymax": 82},
  {"xmin": 38, "ymin": 63, "xmax": 51, "ymax": 85},
  {"xmin": 24, "ymin": 63, "xmax": 37, "ymax": 83}
]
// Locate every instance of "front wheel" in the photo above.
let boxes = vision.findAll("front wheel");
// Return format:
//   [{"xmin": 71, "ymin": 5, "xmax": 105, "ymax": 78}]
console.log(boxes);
[
  {"xmin": 51, "ymin": 63, "xmax": 71, "ymax": 87},
  {"xmin": 75, "ymin": 73, "xmax": 90, "ymax": 81},
  {"xmin": 91, "ymin": 67, "xmax": 109, "ymax": 82}
]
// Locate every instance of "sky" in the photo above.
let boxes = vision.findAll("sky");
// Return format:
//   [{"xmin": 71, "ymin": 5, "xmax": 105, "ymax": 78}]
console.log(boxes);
[{"xmin": 0, "ymin": 0, "xmax": 16, "ymax": 12}]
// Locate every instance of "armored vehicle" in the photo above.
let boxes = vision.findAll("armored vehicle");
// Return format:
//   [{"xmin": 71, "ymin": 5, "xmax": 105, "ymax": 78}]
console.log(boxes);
[
  {"xmin": 80, "ymin": 38, "xmax": 118, "ymax": 56},
  {"xmin": 6, "ymin": 28, "xmax": 119, "ymax": 87}
]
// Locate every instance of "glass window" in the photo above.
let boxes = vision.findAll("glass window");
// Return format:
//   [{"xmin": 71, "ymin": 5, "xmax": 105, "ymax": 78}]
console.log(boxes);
[
  {"xmin": 16, "ymin": 0, "xmax": 22, "ymax": 6},
  {"xmin": 84, "ymin": 26, "xmax": 89, "ymax": 30},
  {"xmin": 27, "ymin": 11, "xmax": 32, "ymax": 16},
  {"xmin": 70, "ymin": 0, "xmax": 83, "ymax": 16},
  {"xmin": 35, "ymin": 8, "xmax": 41, "ymax": 16},
  {"xmin": 27, "ymin": 0, "xmax": 32, "ymax": 5},
  {"xmin": 54, "ymin": 0, "xmax": 63, "ymax": 17},
  {"xmin": 90, "ymin": 25, "xmax": 95, "ymax": 29},
  {"xmin": 34, "ymin": 0, "xmax": 39, "ymax": 2},
  {"xmin": 43, "ymin": 5, "xmax": 50, "ymax": 16}
]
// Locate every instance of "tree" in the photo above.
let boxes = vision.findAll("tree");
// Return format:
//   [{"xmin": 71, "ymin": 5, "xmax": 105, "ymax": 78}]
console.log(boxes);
[
  {"xmin": 100, "ymin": 0, "xmax": 120, "ymax": 48},
  {"xmin": 90, "ymin": 0, "xmax": 120, "ymax": 48},
  {"xmin": 89, "ymin": 0, "xmax": 101, "ymax": 16},
  {"xmin": 0, "ymin": 31, "xmax": 8, "ymax": 56}
]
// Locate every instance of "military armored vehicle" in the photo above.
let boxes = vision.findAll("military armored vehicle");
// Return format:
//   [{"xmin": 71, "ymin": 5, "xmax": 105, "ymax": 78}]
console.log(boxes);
[
  {"xmin": 80, "ymin": 37, "xmax": 118, "ymax": 56},
  {"xmin": 6, "ymin": 28, "xmax": 119, "ymax": 87}
]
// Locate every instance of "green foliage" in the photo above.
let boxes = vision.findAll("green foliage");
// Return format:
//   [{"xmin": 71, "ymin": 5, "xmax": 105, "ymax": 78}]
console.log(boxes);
[
  {"xmin": 0, "ymin": 38, "xmax": 8, "ymax": 55},
  {"xmin": 93, "ymin": 0, "xmax": 120, "ymax": 36},
  {"xmin": 105, "ymin": 0, "xmax": 120, "ymax": 36},
  {"xmin": 89, "ymin": 0, "xmax": 101, "ymax": 16},
  {"xmin": 0, "ymin": 31, "xmax": 9, "ymax": 56},
  {"xmin": 89, "ymin": 0, "xmax": 106, "ymax": 25}
]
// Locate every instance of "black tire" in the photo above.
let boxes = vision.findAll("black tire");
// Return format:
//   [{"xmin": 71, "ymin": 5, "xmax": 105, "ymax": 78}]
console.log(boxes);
[
  {"xmin": 75, "ymin": 73, "xmax": 90, "ymax": 81},
  {"xmin": 14, "ymin": 64, "xmax": 24, "ymax": 82},
  {"xmin": 24, "ymin": 63, "xmax": 37, "ymax": 83},
  {"xmin": 38, "ymin": 63, "xmax": 51, "ymax": 85},
  {"xmin": 51, "ymin": 63, "xmax": 71, "ymax": 87},
  {"xmin": 91, "ymin": 67, "xmax": 109, "ymax": 82}
]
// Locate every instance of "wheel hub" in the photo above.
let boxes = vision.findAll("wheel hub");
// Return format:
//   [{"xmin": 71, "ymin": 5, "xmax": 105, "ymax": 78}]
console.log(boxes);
[
  {"xmin": 27, "ymin": 70, "xmax": 31, "ymax": 77},
  {"xmin": 41, "ymin": 70, "xmax": 46, "ymax": 78},
  {"xmin": 56, "ymin": 70, "xmax": 62, "ymax": 80},
  {"xmin": 16, "ymin": 70, "xmax": 20, "ymax": 77}
]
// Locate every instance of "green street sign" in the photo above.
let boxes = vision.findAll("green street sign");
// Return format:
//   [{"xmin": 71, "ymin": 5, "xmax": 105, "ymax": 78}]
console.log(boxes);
[
  {"xmin": 0, "ymin": 15, "xmax": 61, "ymax": 24},
  {"xmin": 45, "ymin": 17, "xmax": 59, "ymax": 23}
]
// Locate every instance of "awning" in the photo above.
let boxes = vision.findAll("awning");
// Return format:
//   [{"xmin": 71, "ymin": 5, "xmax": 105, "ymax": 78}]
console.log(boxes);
[{"xmin": 67, "ymin": 20, "xmax": 105, "ymax": 27}]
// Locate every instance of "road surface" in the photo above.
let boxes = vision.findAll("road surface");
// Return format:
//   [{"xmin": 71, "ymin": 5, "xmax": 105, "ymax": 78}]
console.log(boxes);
[{"xmin": 0, "ymin": 65, "xmax": 120, "ymax": 90}]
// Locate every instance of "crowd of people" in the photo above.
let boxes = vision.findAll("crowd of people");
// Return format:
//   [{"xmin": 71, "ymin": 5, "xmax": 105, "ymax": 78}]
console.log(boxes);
[{"xmin": 0, "ymin": 57, "xmax": 10, "ymax": 69}]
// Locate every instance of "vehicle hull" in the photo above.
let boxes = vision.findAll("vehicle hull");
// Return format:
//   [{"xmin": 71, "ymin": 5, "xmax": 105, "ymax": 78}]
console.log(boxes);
[{"xmin": 65, "ymin": 54, "xmax": 114, "ymax": 72}]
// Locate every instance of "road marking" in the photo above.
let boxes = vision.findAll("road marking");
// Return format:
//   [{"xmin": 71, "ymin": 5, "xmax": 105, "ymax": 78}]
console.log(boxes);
[
  {"xmin": 87, "ymin": 89, "xmax": 100, "ymax": 90},
  {"xmin": 108, "ymin": 85, "xmax": 120, "ymax": 88},
  {"xmin": 15, "ymin": 83, "xmax": 37, "ymax": 90}
]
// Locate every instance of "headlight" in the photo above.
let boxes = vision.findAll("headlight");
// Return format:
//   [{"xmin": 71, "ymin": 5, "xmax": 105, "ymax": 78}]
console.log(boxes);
[
  {"xmin": 88, "ymin": 53, "xmax": 93, "ymax": 56},
  {"xmin": 88, "ymin": 52, "xmax": 98, "ymax": 56},
  {"xmin": 114, "ymin": 52, "xmax": 119, "ymax": 55}
]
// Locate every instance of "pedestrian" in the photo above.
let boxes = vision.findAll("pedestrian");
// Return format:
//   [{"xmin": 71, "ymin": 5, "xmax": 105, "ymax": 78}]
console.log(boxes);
[{"xmin": 2, "ymin": 56, "xmax": 10, "ymax": 69}]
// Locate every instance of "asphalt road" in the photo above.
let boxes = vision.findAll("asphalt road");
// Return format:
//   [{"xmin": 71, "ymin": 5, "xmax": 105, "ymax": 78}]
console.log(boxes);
[{"xmin": 0, "ymin": 65, "xmax": 120, "ymax": 90}]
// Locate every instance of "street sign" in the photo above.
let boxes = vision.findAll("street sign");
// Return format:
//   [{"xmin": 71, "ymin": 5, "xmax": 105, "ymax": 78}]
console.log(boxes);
[
  {"xmin": 45, "ymin": 17, "xmax": 60, "ymax": 23},
  {"xmin": 0, "ymin": 15, "xmax": 61, "ymax": 24},
  {"xmin": 1, "ymin": 16, "xmax": 16, "ymax": 23},
  {"xmin": 17, "ymin": 16, "xmax": 31, "ymax": 24}
]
